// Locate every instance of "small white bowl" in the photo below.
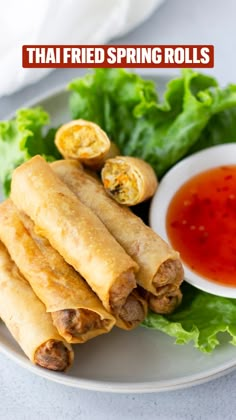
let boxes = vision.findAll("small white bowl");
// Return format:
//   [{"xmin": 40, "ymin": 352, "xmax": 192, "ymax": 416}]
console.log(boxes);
[{"xmin": 150, "ymin": 143, "xmax": 236, "ymax": 298}]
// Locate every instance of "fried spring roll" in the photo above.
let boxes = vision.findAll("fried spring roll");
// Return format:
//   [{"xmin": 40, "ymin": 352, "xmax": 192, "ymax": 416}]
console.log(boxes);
[
  {"xmin": 148, "ymin": 288, "xmax": 183, "ymax": 315},
  {"xmin": 0, "ymin": 200, "xmax": 116, "ymax": 343},
  {"xmin": 10, "ymin": 156, "xmax": 138, "ymax": 315},
  {"xmin": 51, "ymin": 160, "xmax": 184, "ymax": 296},
  {"xmin": 31, "ymin": 214, "xmax": 145, "ymax": 332},
  {"xmin": 116, "ymin": 290, "xmax": 148, "ymax": 330},
  {"xmin": 55, "ymin": 119, "xmax": 111, "ymax": 169},
  {"xmin": 21, "ymin": 211, "xmax": 145, "ymax": 332},
  {"xmin": 101, "ymin": 156, "xmax": 158, "ymax": 205},
  {"xmin": 0, "ymin": 241, "xmax": 73, "ymax": 371}
]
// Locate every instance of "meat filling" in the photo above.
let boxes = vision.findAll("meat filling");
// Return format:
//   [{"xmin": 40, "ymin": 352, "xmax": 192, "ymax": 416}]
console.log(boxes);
[
  {"xmin": 119, "ymin": 293, "xmax": 146, "ymax": 326},
  {"xmin": 148, "ymin": 289, "xmax": 183, "ymax": 315},
  {"xmin": 52, "ymin": 308, "xmax": 106, "ymax": 338},
  {"xmin": 35, "ymin": 340, "xmax": 70, "ymax": 371},
  {"xmin": 154, "ymin": 283, "xmax": 179, "ymax": 297},
  {"xmin": 153, "ymin": 259, "xmax": 184, "ymax": 289},
  {"xmin": 109, "ymin": 270, "xmax": 136, "ymax": 314}
]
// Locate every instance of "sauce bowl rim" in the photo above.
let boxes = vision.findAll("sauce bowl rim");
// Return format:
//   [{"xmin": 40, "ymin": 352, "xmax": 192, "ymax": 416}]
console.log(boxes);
[{"xmin": 149, "ymin": 143, "xmax": 236, "ymax": 299}]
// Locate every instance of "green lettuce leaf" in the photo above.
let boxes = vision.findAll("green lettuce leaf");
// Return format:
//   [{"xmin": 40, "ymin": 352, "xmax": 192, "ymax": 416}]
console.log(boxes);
[
  {"xmin": 190, "ymin": 106, "xmax": 236, "ymax": 153},
  {"xmin": 68, "ymin": 69, "xmax": 236, "ymax": 177},
  {"xmin": 142, "ymin": 283, "xmax": 236, "ymax": 353},
  {"xmin": 68, "ymin": 68, "xmax": 158, "ymax": 146},
  {"xmin": 0, "ymin": 107, "xmax": 60, "ymax": 196}
]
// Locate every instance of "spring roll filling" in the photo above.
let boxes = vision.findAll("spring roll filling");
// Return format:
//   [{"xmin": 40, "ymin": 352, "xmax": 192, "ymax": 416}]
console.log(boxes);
[
  {"xmin": 153, "ymin": 284, "xmax": 177, "ymax": 297},
  {"xmin": 109, "ymin": 269, "xmax": 136, "ymax": 313},
  {"xmin": 148, "ymin": 289, "xmax": 183, "ymax": 315},
  {"xmin": 153, "ymin": 259, "xmax": 184, "ymax": 290},
  {"xmin": 52, "ymin": 308, "xmax": 109, "ymax": 338},
  {"xmin": 103, "ymin": 161, "xmax": 141, "ymax": 204},
  {"xmin": 58, "ymin": 125, "xmax": 106, "ymax": 158},
  {"xmin": 119, "ymin": 294, "xmax": 145, "ymax": 325},
  {"xmin": 35, "ymin": 340, "xmax": 71, "ymax": 371}
]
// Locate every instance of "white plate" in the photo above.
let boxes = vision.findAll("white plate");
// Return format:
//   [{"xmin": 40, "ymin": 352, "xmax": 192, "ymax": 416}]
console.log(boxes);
[{"xmin": 1, "ymin": 76, "xmax": 236, "ymax": 393}]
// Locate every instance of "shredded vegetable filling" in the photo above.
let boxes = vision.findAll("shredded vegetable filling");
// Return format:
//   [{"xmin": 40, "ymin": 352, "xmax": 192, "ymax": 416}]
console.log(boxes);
[
  {"xmin": 104, "ymin": 161, "xmax": 140, "ymax": 204},
  {"xmin": 59, "ymin": 125, "xmax": 105, "ymax": 157}
]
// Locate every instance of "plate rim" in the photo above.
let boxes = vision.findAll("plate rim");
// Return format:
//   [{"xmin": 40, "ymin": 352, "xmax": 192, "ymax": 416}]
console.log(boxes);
[
  {"xmin": 1, "ymin": 75, "xmax": 236, "ymax": 393},
  {"xmin": 0, "ymin": 335, "xmax": 235, "ymax": 393}
]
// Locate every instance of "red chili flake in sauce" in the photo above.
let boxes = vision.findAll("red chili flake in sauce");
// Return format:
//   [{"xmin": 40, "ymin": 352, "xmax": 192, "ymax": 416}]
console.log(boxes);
[{"xmin": 166, "ymin": 165, "xmax": 236, "ymax": 286}]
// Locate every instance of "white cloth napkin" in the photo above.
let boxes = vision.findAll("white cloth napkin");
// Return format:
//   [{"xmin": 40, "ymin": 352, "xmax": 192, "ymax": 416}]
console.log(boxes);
[{"xmin": 0, "ymin": 0, "xmax": 164, "ymax": 97}]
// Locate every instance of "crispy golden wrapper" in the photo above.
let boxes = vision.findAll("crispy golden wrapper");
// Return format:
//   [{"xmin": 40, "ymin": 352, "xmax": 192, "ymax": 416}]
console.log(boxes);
[
  {"xmin": 0, "ymin": 200, "xmax": 116, "ymax": 343},
  {"xmin": 11, "ymin": 156, "xmax": 138, "ymax": 314},
  {"xmin": 0, "ymin": 241, "xmax": 73, "ymax": 371},
  {"xmin": 52, "ymin": 160, "xmax": 184, "ymax": 296}
]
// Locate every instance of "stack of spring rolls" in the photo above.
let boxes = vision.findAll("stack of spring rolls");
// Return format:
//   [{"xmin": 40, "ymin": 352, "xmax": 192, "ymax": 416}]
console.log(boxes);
[{"xmin": 0, "ymin": 119, "xmax": 184, "ymax": 372}]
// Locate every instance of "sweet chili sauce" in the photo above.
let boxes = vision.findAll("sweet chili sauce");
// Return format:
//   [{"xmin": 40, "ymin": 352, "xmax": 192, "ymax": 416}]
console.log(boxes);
[{"xmin": 166, "ymin": 166, "xmax": 236, "ymax": 286}]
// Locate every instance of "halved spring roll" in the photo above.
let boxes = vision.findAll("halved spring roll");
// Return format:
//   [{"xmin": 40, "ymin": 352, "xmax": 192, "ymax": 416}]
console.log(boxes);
[
  {"xmin": 0, "ymin": 241, "xmax": 73, "ymax": 371},
  {"xmin": 52, "ymin": 160, "xmax": 184, "ymax": 296},
  {"xmin": 101, "ymin": 156, "xmax": 158, "ymax": 205},
  {"xmin": 147, "ymin": 288, "xmax": 183, "ymax": 315},
  {"xmin": 55, "ymin": 119, "xmax": 111, "ymax": 169},
  {"xmin": 0, "ymin": 200, "xmax": 116, "ymax": 343},
  {"xmin": 10, "ymin": 156, "xmax": 138, "ymax": 315}
]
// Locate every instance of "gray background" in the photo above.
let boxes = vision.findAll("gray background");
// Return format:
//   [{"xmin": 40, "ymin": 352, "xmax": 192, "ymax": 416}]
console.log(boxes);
[{"xmin": 0, "ymin": 0, "xmax": 236, "ymax": 418}]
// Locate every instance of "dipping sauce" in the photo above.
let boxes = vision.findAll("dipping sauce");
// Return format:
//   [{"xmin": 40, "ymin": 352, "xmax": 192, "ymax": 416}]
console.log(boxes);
[{"xmin": 166, "ymin": 165, "xmax": 236, "ymax": 287}]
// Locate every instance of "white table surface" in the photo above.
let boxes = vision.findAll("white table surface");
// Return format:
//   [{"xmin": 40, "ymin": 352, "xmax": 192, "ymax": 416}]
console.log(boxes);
[{"xmin": 0, "ymin": 0, "xmax": 236, "ymax": 418}]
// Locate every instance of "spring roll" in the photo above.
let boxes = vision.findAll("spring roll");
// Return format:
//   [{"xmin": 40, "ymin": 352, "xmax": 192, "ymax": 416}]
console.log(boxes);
[
  {"xmin": 10, "ymin": 156, "xmax": 138, "ymax": 315},
  {"xmin": 116, "ymin": 290, "xmax": 148, "ymax": 330},
  {"xmin": 23, "ymin": 211, "xmax": 145, "ymax": 332},
  {"xmin": 0, "ymin": 200, "xmax": 116, "ymax": 343},
  {"xmin": 52, "ymin": 160, "xmax": 184, "ymax": 296},
  {"xmin": 55, "ymin": 119, "xmax": 111, "ymax": 169},
  {"xmin": 28, "ymin": 213, "xmax": 145, "ymax": 332},
  {"xmin": 22, "ymin": 212, "xmax": 145, "ymax": 333},
  {"xmin": 148, "ymin": 288, "xmax": 183, "ymax": 315},
  {"xmin": 101, "ymin": 156, "xmax": 158, "ymax": 205},
  {"xmin": 0, "ymin": 241, "xmax": 73, "ymax": 371}
]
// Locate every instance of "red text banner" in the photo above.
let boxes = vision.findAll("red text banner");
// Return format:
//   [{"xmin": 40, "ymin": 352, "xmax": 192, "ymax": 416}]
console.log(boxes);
[{"xmin": 22, "ymin": 45, "xmax": 214, "ymax": 68}]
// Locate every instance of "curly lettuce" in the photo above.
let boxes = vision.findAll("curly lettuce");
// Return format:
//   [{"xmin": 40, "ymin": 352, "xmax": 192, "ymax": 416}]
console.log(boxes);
[
  {"xmin": 0, "ymin": 107, "xmax": 60, "ymax": 196},
  {"xmin": 68, "ymin": 69, "xmax": 236, "ymax": 177},
  {"xmin": 142, "ymin": 283, "xmax": 236, "ymax": 353}
]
